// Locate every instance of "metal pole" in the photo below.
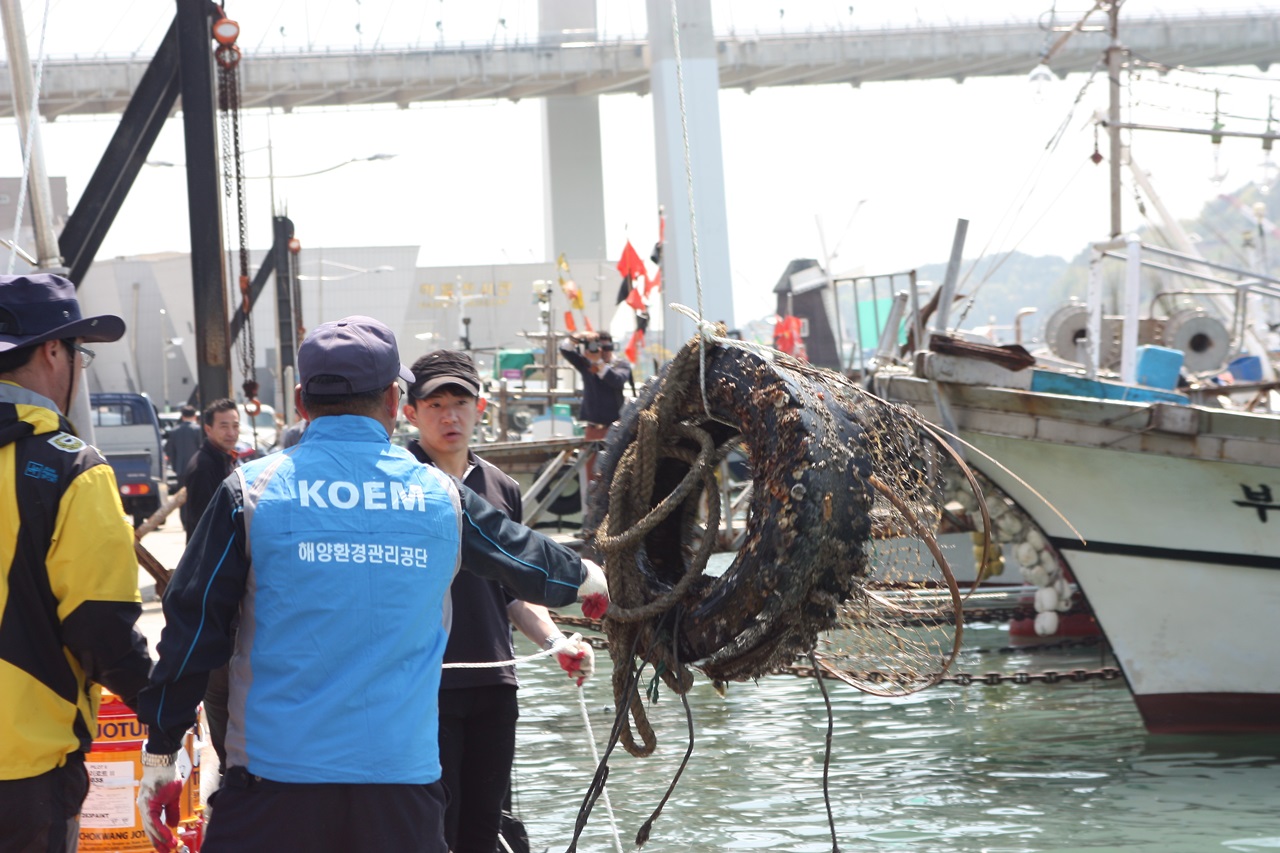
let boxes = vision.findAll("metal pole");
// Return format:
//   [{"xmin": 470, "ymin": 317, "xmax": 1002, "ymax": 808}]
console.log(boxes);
[
  {"xmin": 0, "ymin": 0, "xmax": 62, "ymax": 269},
  {"xmin": 1106, "ymin": 1, "xmax": 1123, "ymax": 239},
  {"xmin": 272, "ymin": 215, "xmax": 296, "ymax": 414},
  {"xmin": 908, "ymin": 269, "xmax": 922, "ymax": 355},
  {"xmin": 1087, "ymin": 246, "xmax": 1105, "ymax": 378},
  {"xmin": 177, "ymin": 0, "xmax": 231, "ymax": 405},
  {"xmin": 1121, "ymin": 237, "xmax": 1142, "ymax": 384},
  {"xmin": 162, "ymin": 340, "xmax": 170, "ymax": 411},
  {"xmin": 815, "ymin": 215, "xmax": 846, "ymax": 364},
  {"xmin": 932, "ymin": 219, "xmax": 969, "ymax": 335}
]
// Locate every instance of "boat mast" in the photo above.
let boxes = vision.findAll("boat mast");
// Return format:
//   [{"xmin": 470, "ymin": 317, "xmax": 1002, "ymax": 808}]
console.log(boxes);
[{"xmin": 1106, "ymin": 0, "xmax": 1123, "ymax": 239}]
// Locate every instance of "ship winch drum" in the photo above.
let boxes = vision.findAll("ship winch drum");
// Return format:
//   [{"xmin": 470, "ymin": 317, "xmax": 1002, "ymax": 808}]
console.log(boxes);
[{"xmin": 1162, "ymin": 309, "xmax": 1230, "ymax": 374}]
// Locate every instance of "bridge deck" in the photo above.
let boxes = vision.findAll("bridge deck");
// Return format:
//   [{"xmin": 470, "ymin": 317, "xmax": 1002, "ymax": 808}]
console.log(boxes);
[{"xmin": 7, "ymin": 12, "xmax": 1278, "ymax": 119}]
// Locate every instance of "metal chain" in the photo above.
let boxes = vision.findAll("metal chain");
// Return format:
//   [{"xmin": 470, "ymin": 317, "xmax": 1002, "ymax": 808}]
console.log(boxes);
[
  {"xmin": 774, "ymin": 663, "xmax": 1125, "ymax": 687},
  {"xmin": 217, "ymin": 43, "xmax": 255, "ymax": 393}
]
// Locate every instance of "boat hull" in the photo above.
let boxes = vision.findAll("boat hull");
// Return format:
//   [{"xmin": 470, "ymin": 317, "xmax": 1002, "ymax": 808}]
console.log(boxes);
[{"xmin": 878, "ymin": 374, "xmax": 1280, "ymax": 734}]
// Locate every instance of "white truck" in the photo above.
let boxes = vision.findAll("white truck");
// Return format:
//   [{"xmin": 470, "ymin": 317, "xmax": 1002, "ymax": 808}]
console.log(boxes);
[{"xmin": 89, "ymin": 392, "xmax": 164, "ymax": 527}]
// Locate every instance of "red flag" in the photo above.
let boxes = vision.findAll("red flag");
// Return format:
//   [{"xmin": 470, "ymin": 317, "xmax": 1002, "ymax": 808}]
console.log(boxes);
[
  {"xmin": 625, "ymin": 283, "xmax": 645, "ymax": 311},
  {"xmin": 624, "ymin": 328, "xmax": 645, "ymax": 363},
  {"xmin": 564, "ymin": 311, "xmax": 576, "ymax": 333},
  {"xmin": 644, "ymin": 267, "xmax": 661, "ymax": 298},
  {"xmin": 617, "ymin": 241, "xmax": 646, "ymax": 282}
]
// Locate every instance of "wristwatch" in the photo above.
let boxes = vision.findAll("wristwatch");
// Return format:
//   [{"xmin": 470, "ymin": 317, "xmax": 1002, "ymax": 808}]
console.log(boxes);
[
  {"xmin": 543, "ymin": 633, "xmax": 567, "ymax": 651},
  {"xmin": 141, "ymin": 750, "xmax": 177, "ymax": 767}
]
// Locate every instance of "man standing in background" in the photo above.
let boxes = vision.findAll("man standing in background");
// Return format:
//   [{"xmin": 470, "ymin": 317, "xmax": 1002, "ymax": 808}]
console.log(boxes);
[
  {"xmin": 163, "ymin": 404, "xmax": 201, "ymax": 488},
  {"xmin": 179, "ymin": 398, "xmax": 239, "ymax": 541},
  {"xmin": 560, "ymin": 330, "xmax": 632, "ymax": 484}
]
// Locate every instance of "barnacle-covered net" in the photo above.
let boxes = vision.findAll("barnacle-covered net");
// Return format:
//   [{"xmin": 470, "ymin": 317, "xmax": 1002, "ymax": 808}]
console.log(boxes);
[
  {"xmin": 808, "ymin": 389, "xmax": 965, "ymax": 696},
  {"xmin": 588, "ymin": 336, "xmax": 971, "ymax": 733}
]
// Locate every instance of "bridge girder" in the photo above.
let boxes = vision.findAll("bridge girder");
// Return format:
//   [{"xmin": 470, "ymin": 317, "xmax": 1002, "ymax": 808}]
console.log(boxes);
[{"xmin": 5, "ymin": 12, "xmax": 1277, "ymax": 118}]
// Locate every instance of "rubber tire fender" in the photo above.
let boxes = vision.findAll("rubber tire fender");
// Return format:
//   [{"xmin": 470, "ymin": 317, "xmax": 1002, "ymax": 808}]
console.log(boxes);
[{"xmin": 586, "ymin": 344, "xmax": 875, "ymax": 682}]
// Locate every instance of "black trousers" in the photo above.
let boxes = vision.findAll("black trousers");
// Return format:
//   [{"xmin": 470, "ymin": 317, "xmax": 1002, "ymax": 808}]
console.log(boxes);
[
  {"xmin": 438, "ymin": 685, "xmax": 520, "ymax": 853},
  {"xmin": 204, "ymin": 767, "xmax": 448, "ymax": 852},
  {"xmin": 203, "ymin": 662, "xmax": 230, "ymax": 770},
  {"xmin": 0, "ymin": 754, "xmax": 88, "ymax": 853}
]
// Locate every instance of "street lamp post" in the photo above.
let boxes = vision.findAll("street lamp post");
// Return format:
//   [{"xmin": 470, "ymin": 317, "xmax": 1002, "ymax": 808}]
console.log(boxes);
[{"xmin": 162, "ymin": 336, "xmax": 184, "ymax": 411}]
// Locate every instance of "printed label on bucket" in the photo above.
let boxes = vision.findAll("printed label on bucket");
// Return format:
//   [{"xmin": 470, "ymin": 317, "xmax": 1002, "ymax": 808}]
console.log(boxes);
[{"xmin": 81, "ymin": 760, "xmax": 136, "ymax": 828}]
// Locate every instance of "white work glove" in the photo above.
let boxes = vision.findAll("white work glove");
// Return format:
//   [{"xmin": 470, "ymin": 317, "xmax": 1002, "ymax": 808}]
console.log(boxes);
[
  {"xmin": 577, "ymin": 558, "xmax": 609, "ymax": 619},
  {"xmin": 546, "ymin": 632, "xmax": 596, "ymax": 686},
  {"xmin": 137, "ymin": 754, "xmax": 184, "ymax": 852}
]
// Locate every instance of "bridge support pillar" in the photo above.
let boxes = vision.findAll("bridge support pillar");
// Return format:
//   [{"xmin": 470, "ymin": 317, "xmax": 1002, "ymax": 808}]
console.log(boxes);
[
  {"xmin": 646, "ymin": 0, "xmax": 735, "ymax": 344},
  {"xmin": 540, "ymin": 0, "xmax": 607, "ymax": 265}
]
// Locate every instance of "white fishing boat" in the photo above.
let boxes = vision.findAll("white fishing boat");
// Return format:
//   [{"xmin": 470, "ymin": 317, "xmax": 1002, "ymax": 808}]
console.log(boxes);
[
  {"xmin": 850, "ymin": 3, "xmax": 1280, "ymax": 734},
  {"xmin": 871, "ymin": 348, "xmax": 1278, "ymax": 733}
]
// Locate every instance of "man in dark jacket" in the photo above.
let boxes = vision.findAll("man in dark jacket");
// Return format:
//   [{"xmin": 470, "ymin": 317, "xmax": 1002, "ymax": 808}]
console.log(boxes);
[
  {"xmin": 179, "ymin": 398, "xmax": 239, "ymax": 541},
  {"xmin": 0, "ymin": 273, "xmax": 153, "ymax": 852},
  {"xmin": 402, "ymin": 349, "xmax": 594, "ymax": 853},
  {"xmin": 178, "ymin": 397, "xmax": 241, "ymax": 777},
  {"xmin": 560, "ymin": 330, "xmax": 632, "ymax": 483},
  {"xmin": 163, "ymin": 404, "xmax": 202, "ymax": 488}
]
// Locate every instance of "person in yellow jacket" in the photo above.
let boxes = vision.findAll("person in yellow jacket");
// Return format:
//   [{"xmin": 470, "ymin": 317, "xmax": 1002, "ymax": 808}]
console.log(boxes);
[{"xmin": 0, "ymin": 273, "xmax": 153, "ymax": 853}]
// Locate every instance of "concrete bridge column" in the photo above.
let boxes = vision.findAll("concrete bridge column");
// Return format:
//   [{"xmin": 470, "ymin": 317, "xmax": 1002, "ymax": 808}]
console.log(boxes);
[
  {"xmin": 646, "ymin": 0, "xmax": 734, "ymax": 344},
  {"xmin": 540, "ymin": 0, "xmax": 607, "ymax": 263}
]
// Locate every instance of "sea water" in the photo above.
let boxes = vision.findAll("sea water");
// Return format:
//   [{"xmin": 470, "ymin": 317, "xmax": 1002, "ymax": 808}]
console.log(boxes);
[{"xmin": 511, "ymin": 621, "xmax": 1280, "ymax": 853}]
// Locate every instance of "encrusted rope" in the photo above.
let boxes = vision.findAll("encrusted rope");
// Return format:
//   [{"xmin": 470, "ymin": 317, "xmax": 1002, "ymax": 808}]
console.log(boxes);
[{"xmin": 591, "ymin": 338, "xmax": 721, "ymax": 756}]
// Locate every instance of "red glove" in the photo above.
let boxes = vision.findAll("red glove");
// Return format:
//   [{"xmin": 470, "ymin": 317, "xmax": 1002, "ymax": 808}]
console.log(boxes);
[
  {"xmin": 137, "ymin": 758, "xmax": 184, "ymax": 852},
  {"xmin": 546, "ymin": 633, "xmax": 596, "ymax": 686},
  {"xmin": 577, "ymin": 559, "xmax": 609, "ymax": 619}
]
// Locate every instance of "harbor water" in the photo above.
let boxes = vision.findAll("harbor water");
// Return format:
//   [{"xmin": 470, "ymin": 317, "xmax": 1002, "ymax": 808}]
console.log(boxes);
[{"xmin": 510, "ymin": 622, "xmax": 1280, "ymax": 853}]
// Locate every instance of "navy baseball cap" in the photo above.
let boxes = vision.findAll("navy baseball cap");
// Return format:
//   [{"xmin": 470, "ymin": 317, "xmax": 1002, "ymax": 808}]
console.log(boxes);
[
  {"xmin": 297, "ymin": 315, "xmax": 415, "ymax": 395},
  {"xmin": 0, "ymin": 273, "xmax": 126, "ymax": 352}
]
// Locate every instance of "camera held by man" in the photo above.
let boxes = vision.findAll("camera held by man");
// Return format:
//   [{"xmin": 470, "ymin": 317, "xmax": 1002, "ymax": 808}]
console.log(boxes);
[{"xmin": 569, "ymin": 331, "xmax": 606, "ymax": 356}]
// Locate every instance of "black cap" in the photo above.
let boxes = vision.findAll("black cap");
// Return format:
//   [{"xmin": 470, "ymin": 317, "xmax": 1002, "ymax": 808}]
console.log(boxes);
[{"xmin": 408, "ymin": 349, "xmax": 481, "ymax": 400}]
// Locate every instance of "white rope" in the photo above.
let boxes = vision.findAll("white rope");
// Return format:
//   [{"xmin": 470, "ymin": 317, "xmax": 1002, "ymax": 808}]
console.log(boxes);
[
  {"xmin": 443, "ymin": 635, "xmax": 624, "ymax": 852},
  {"xmin": 440, "ymin": 632, "xmax": 584, "ymax": 670},
  {"xmin": 8, "ymin": 0, "xmax": 53, "ymax": 273},
  {"xmin": 667, "ymin": 0, "xmax": 712, "ymax": 421},
  {"xmin": 576, "ymin": 687, "xmax": 625, "ymax": 853}
]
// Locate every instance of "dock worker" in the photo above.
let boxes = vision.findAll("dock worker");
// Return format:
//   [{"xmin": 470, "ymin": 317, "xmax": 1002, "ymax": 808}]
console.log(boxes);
[
  {"xmin": 176, "ymin": 396, "xmax": 242, "ymax": 786},
  {"xmin": 162, "ymin": 404, "xmax": 201, "ymax": 489},
  {"xmin": 402, "ymin": 349, "xmax": 595, "ymax": 853},
  {"xmin": 560, "ymin": 330, "xmax": 632, "ymax": 484},
  {"xmin": 134, "ymin": 315, "xmax": 607, "ymax": 853},
  {"xmin": 178, "ymin": 398, "xmax": 239, "ymax": 542},
  {"xmin": 0, "ymin": 273, "xmax": 153, "ymax": 852}
]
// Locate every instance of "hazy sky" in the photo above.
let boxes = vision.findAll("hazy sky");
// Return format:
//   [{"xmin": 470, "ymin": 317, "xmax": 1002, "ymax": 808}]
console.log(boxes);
[{"xmin": 3, "ymin": 0, "xmax": 1279, "ymax": 323}]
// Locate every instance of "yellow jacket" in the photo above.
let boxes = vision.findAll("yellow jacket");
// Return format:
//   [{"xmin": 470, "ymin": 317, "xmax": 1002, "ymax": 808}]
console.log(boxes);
[{"xmin": 0, "ymin": 381, "xmax": 152, "ymax": 780}]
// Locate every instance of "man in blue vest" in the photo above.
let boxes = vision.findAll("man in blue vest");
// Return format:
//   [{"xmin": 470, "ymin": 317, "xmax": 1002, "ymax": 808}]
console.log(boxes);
[{"xmin": 134, "ymin": 316, "xmax": 606, "ymax": 853}]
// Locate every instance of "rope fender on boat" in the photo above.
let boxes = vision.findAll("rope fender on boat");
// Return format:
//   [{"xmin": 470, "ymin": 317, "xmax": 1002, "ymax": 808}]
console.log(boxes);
[{"xmin": 585, "ymin": 333, "xmax": 893, "ymax": 756}]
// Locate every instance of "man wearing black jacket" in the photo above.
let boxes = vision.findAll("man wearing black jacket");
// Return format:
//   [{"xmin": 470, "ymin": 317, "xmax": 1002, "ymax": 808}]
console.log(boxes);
[
  {"xmin": 402, "ymin": 349, "xmax": 594, "ymax": 853},
  {"xmin": 560, "ymin": 331, "xmax": 631, "ymax": 485},
  {"xmin": 179, "ymin": 397, "xmax": 240, "ymax": 541}
]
